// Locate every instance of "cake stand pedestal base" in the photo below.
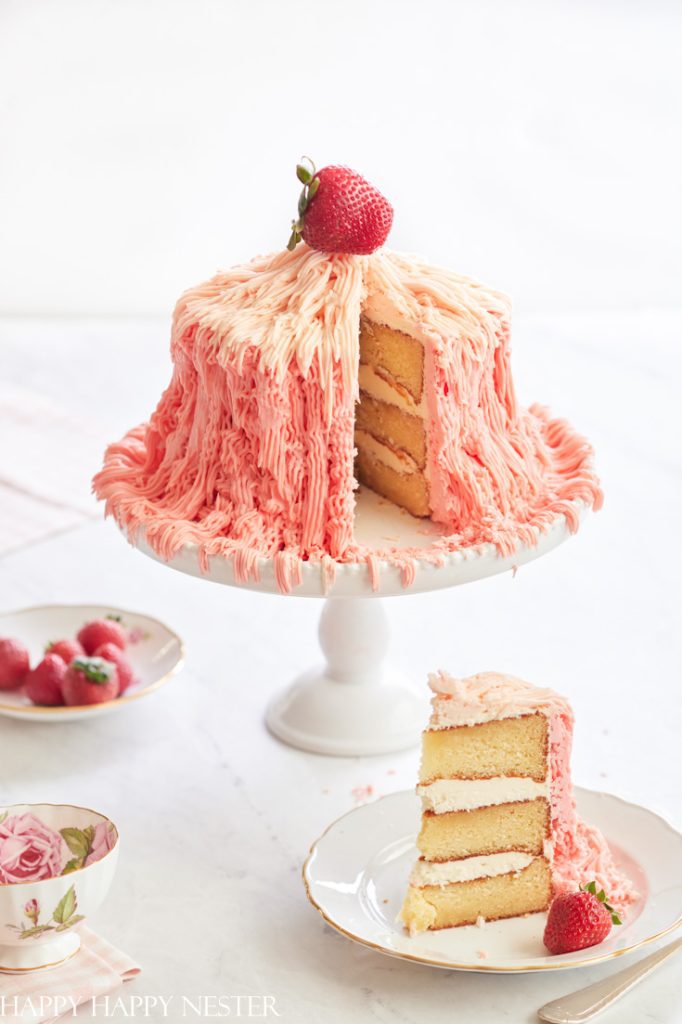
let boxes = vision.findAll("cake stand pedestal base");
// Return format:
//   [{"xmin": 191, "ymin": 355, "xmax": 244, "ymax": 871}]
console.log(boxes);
[
  {"xmin": 265, "ymin": 598, "xmax": 424, "ymax": 756},
  {"xmin": 0, "ymin": 932, "xmax": 80, "ymax": 974},
  {"xmin": 129, "ymin": 490, "xmax": 585, "ymax": 756}
]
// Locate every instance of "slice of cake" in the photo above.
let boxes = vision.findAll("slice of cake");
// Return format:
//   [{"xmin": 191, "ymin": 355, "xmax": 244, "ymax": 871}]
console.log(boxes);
[
  {"xmin": 399, "ymin": 672, "xmax": 636, "ymax": 934},
  {"xmin": 94, "ymin": 160, "xmax": 603, "ymax": 592}
]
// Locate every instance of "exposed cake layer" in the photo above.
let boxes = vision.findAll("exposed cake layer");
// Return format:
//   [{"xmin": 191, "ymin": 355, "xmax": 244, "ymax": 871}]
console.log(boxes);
[
  {"xmin": 420, "ymin": 715, "xmax": 548, "ymax": 784},
  {"xmin": 354, "ymin": 431, "xmax": 420, "ymax": 476},
  {"xmin": 418, "ymin": 799, "xmax": 550, "ymax": 861},
  {"xmin": 400, "ymin": 857, "xmax": 551, "ymax": 933},
  {"xmin": 355, "ymin": 448, "xmax": 430, "ymax": 518},
  {"xmin": 355, "ymin": 393, "xmax": 426, "ymax": 468},
  {"xmin": 357, "ymin": 363, "xmax": 426, "ymax": 417},
  {"xmin": 359, "ymin": 316, "xmax": 424, "ymax": 403},
  {"xmin": 355, "ymin": 317, "xmax": 430, "ymax": 518},
  {"xmin": 409, "ymin": 851, "xmax": 533, "ymax": 887},
  {"xmin": 418, "ymin": 776, "xmax": 549, "ymax": 814}
]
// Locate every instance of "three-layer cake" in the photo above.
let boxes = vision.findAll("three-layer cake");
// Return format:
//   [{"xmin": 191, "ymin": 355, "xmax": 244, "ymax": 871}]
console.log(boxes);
[{"xmin": 400, "ymin": 672, "xmax": 636, "ymax": 933}]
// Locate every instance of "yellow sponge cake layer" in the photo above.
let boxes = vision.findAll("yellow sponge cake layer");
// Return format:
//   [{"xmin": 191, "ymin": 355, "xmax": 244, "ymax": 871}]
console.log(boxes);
[
  {"xmin": 355, "ymin": 448, "xmax": 430, "ymax": 518},
  {"xmin": 417, "ymin": 799, "xmax": 549, "ymax": 861},
  {"xmin": 359, "ymin": 317, "xmax": 424, "ymax": 402},
  {"xmin": 355, "ymin": 393, "xmax": 426, "ymax": 468},
  {"xmin": 420, "ymin": 715, "xmax": 548, "ymax": 784},
  {"xmin": 400, "ymin": 857, "xmax": 551, "ymax": 931},
  {"xmin": 354, "ymin": 318, "xmax": 430, "ymax": 517}
]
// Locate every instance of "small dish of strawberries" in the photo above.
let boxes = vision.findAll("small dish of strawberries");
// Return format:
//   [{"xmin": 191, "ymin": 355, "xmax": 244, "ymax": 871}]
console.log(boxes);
[{"xmin": 0, "ymin": 605, "xmax": 184, "ymax": 721}]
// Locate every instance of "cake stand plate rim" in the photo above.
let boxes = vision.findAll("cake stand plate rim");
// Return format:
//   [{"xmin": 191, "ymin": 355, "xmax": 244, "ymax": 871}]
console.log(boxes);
[{"xmin": 121, "ymin": 495, "xmax": 590, "ymax": 598}]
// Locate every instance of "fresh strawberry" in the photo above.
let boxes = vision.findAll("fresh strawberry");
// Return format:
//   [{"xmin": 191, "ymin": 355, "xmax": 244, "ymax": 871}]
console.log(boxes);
[
  {"xmin": 62, "ymin": 656, "xmax": 119, "ymax": 706},
  {"xmin": 287, "ymin": 158, "xmax": 393, "ymax": 255},
  {"xmin": 543, "ymin": 882, "xmax": 622, "ymax": 955},
  {"xmin": 77, "ymin": 617, "xmax": 127, "ymax": 656},
  {"xmin": 25, "ymin": 654, "xmax": 67, "ymax": 706},
  {"xmin": 94, "ymin": 642, "xmax": 134, "ymax": 695},
  {"xmin": 0, "ymin": 638, "xmax": 30, "ymax": 691},
  {"xmin": 45, "ymin": 638, "xmax": 84, "ymax": 664}
]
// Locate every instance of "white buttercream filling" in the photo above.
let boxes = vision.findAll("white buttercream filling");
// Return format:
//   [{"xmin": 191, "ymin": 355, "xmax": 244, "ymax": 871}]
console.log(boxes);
[
  {"xmin": 409, "ymin": 851, "xmax": 534, "ymax": 888},
  {"xmin": 354, "ymin": 429, "xmax": 420, "ymax": 476},
  {"xmin": 417, "ymin": 776, "xmax": 549, "ymax": 813},
  {"xmin": 357, "ymin": 362, "xmax": 427, "ymax": 417}
]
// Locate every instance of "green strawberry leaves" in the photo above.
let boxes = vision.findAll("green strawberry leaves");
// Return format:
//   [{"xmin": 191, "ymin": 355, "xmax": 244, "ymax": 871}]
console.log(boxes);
[
  {"xmin": 582, "ymin": 880, "xmax": 622, "ymax": 925},
  {"xmin": 288, "ymin": 156, "xmax": 320, "ymax": 251},
  {"xmin": 71, "ymin": 656, "xmax": 115, "ymax": 684}
]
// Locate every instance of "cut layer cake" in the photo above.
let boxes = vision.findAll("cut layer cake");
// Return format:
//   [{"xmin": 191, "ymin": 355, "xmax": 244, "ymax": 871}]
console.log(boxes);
[
  {"xmin": 94, "ymin": 160, "xmax": 602, "ymax": 592},
  {"xmin": 400, "ymin": 672, "xmax": 636, "ymax": 933}
]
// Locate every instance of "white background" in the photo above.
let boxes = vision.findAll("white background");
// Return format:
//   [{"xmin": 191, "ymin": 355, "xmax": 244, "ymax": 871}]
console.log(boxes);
[
  {"xmin": 1, "ymin": 2, "xmax": 681, "ymax": 1022},
  {"xmin": 1, "ymin": 0, "xmax": 682, "ymax": 315}
]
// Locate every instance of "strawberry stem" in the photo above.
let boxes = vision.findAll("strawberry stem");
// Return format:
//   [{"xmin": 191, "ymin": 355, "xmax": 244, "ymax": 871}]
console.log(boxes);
[
  {"xmin": 72, "ymin": 657, "xmax": 116, "ymax": 685},
  {"xmin": 580, "ymin": 880, "xmax": 622, "ymax": 925},
  {"xmin": 287, "ymin": 157, "xmax": 319, "ymax": 251}
]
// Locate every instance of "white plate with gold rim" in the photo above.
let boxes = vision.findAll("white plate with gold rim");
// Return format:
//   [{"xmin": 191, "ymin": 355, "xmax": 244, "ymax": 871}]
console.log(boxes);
[
  {"xmin": 303, "ymin": 789, "xmax": 682, "ymax": 973},
  {"xmin": 0, "ymin": 605, "xmax": 184, "ymax": 722}
]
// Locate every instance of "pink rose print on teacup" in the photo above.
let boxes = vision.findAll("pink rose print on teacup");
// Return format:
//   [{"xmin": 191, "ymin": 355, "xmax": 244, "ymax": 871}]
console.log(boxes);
[
  {"xmin": 84, "ymin": 823, "xmax": 116, "ymax": 867},
  {"xmin": 0, "ymin": 814, "xmax": 63, "ymax": 884}
]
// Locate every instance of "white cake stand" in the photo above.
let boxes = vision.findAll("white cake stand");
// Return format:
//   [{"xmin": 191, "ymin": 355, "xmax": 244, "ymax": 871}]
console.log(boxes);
[{"xmin": 125, "ymin": 489, "xmax": 585, "ymax": 756}]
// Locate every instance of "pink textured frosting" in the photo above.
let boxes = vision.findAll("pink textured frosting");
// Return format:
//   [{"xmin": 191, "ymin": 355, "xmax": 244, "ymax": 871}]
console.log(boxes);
[
  {"xmin": 428, "ymin": 671, "xmax": 637, "ymax": 911},
  {"xmin": 428, "ymin": 670, "xmax": 571, "ymax": 729},
  {"xmin": 94, "ymin": 245, "xmax": 602, "ymax": 592}
]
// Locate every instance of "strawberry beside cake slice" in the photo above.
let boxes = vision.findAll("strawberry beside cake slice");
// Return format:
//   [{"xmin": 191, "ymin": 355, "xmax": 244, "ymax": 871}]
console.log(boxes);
[{"xmin": 399, "ymin": 672, "xmax": 636, "ymax": 934}]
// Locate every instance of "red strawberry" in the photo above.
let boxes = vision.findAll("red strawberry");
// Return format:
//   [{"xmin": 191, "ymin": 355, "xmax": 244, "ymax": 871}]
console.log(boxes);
[
  {"xmin": 94, "ymin": 642, "xmax": 134, "ymax": 695},
  {"xmin": 287, "ymin": 158, "xmax": 393, "ymax": 255},
  {"xmin": 45, "ymin": 638, "xmax": 84, "ymax": 664},
  {"xmin": 543, "ymin": 882, "xmax": 622, "ymax": 955},
  {"xmin": 77, "ymin": 618, "xmax": 127, "ymax": 656},
  {"xmin": 0, "ymin": 638, "xmax": 30, "ymax": 691},
  {"xmin": 62, "ymin": 656, "xmax": 119, "ymax": 706},
  {"xmin": 25, "ymin": 654, "xmax": 67, "ymax": 706}
]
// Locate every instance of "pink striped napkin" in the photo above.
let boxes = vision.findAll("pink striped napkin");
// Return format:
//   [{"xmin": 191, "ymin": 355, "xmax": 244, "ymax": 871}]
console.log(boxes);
[{"xmin": 0, "ymin": 928, "xmax": 140, "ymax": 1024}]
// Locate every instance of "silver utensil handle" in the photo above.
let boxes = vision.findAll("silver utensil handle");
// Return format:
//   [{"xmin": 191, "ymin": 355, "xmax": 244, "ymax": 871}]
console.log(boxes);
[{"xmin": 537, "ymin": 936, "xmax": 682, "ymax": 1023}]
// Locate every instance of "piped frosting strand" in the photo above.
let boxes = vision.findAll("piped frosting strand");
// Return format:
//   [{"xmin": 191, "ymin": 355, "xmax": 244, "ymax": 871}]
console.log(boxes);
[{"xmin": 94, "ymin": 246, "xmax": 603, "ymax": 593}]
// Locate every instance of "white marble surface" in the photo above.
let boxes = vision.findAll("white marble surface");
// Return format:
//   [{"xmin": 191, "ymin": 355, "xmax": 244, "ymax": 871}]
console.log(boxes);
[{"xmin": 1, "ymin": 314, "xmax": 681, "ymax": 1022}]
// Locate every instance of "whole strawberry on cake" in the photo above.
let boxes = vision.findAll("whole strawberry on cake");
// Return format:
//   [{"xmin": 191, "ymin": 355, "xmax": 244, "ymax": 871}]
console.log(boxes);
[{"xmin": 94, "ymin": 159, "xmax": 602, "ymax": 592}]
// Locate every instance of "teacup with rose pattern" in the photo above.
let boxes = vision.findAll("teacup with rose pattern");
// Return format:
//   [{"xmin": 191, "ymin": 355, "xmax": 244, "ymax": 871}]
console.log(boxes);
[{"xmin": 0, "ymin": 803, "xmax": 119, "ymax": 972}]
